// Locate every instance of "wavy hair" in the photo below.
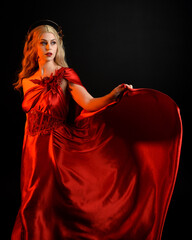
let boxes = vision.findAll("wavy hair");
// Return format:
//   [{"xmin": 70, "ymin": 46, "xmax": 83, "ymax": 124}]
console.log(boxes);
[{"xmin": 14, "ymin": 25, "xmax": 69, "ymax": 90}]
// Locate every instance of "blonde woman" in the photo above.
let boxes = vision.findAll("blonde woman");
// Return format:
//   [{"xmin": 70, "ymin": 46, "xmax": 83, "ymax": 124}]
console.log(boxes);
[{"xmin": 12, "ymin": 20, "xmax": 182, "ymax": 240}]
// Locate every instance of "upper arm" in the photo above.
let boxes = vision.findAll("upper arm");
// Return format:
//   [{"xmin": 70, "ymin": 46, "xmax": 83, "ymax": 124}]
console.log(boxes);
[{"xmin": 68, "ymin": 82, "xmax": 93, "ymax": 109}]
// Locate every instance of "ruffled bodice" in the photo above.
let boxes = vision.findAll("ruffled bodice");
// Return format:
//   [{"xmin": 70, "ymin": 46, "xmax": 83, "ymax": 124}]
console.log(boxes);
[{"xmin": 22, "ymin": 67, "xmax": 82, "ymax": 135}]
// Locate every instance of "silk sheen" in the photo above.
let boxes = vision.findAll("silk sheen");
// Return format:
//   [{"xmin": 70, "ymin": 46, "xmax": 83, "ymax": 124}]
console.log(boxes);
[{"xmin": 11, "ymin": 67, "xmax": 182, "ymax": 240}]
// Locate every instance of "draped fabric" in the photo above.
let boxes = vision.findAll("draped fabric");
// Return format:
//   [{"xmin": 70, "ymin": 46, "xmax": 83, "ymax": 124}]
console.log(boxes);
[{"xmin": 11, "ymin": 67, "xmax": 182, "ymax": 240}]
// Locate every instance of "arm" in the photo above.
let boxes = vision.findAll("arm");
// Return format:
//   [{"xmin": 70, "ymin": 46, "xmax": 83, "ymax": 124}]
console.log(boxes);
[{"xmin": 68, "ymin": 82, "xmax": 133, "ymax": 112}]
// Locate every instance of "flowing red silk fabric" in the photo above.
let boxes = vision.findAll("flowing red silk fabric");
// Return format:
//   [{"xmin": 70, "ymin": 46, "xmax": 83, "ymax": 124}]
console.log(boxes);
[{"xmin": 11, "ymin": 67, "xmax": 182, "ymax": 240}]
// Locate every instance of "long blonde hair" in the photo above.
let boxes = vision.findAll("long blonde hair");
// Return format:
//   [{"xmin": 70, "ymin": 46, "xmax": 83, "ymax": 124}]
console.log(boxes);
[{"xmin": 14, "ymin": 25, "xmax": 69, "ymax": 91}]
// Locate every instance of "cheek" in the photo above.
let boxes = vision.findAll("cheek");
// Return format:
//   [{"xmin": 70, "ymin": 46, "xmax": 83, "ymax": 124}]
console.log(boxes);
[{"xmin": 37, "ymin": 46, "xmax": 45, "ymax": 56}]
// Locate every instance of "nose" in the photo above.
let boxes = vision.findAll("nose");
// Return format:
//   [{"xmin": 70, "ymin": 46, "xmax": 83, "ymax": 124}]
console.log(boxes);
[{"xmin": 46, "ymin": 43, "xmax": 51, "ymax": 50}]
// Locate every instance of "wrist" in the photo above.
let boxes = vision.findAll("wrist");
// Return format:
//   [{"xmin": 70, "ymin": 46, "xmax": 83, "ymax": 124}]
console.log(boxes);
[{"xmin": 108, "ymin": 91, "xmax": 116, "ymax": 102}]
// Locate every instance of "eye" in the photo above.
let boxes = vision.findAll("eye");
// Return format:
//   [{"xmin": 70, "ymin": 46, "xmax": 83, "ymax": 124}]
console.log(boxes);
[
  {"xmin": 51, "ymin": 41, "xmax": 56, "ymax": 45},
  {"xmin": 40, "ymin": 41, "xmax": 47, "ymax": 46}
]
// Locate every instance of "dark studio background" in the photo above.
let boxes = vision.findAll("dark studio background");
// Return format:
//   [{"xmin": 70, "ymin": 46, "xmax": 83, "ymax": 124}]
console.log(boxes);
[{"xmin": 2, "ymin": 0, "xmax": 191, "ymax": 239}]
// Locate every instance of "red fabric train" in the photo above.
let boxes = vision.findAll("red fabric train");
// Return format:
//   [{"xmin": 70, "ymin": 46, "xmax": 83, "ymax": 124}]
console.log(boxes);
[{"xmin": 11, "ymin": 67, "xmax": 182, "ymax": 240}]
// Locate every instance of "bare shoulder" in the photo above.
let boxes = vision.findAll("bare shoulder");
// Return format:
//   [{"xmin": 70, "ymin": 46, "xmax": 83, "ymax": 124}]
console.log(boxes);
[{"xmin": 22, "ymin": 75, "xmax": 38, "ymax": 95}]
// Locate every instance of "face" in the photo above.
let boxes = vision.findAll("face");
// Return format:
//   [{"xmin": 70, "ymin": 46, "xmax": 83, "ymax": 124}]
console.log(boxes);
[{"xmin": 36, "ymin": 32, "xmax": 58, "ymax": 63}]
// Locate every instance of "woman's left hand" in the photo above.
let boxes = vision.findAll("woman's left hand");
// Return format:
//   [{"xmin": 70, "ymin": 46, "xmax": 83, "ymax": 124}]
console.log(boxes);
[{"xmin": 110, "ymin": 83, "xmax": 133, "ymax": 101}]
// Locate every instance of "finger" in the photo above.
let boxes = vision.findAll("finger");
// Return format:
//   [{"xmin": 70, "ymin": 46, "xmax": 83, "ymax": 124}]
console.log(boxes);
[
  {"xmin": 124, "ymin": 84, "xmax": 133, "ymax": 89},
  {"xmin": 120, "ymin": 83, "xmax": 126, "ymax": 89}
]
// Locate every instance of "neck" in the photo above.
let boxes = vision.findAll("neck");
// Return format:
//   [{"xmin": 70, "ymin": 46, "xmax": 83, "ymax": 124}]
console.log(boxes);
[{"xmin": 38, "ymin": 60, "xmax": 58, "ymax": 77}]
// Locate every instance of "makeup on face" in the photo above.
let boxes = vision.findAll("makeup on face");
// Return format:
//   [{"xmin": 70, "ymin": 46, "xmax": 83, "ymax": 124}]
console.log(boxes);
[{"xmin": 37, "ymin": 33, "xmax": 58, "ymax": 61}]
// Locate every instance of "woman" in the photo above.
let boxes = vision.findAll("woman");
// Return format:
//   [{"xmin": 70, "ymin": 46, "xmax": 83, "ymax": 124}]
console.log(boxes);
[{"xmin": 12, "ymin": 21, "xmax": 182, "ymax": 240}]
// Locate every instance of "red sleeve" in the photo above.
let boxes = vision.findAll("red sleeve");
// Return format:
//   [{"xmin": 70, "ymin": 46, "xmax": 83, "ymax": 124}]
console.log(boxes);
[
  {"xmin": 56, "ymin": 67, "xmax": 84, "ymax": 123},
  {"xmin": 59, "ymin": 67, "xmax": 84, "ymax": 86}
]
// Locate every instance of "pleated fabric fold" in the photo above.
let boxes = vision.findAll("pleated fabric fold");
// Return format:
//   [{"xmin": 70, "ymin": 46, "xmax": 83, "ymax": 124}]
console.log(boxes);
[{"xmin": 12, "ymin": 67, "xmax": 182, "ymax": 240}]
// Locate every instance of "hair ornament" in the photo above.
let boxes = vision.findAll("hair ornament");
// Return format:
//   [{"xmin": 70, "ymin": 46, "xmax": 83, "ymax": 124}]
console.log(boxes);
[{"xmin": 27, "ymin": 19, "xmax": 64, "ymax": 38}]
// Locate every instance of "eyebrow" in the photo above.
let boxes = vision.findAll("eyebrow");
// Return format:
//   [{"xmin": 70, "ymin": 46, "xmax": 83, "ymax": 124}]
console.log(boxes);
[{"xmin": 40, "ymin": 38, "xmax": 56, "ymax": 41}]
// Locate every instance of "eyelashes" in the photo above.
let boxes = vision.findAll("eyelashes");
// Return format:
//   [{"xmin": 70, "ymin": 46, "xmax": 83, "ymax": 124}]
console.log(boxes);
[{"xmin": 40, "ymin": 41, "xmax": 57, "ymax": 46}]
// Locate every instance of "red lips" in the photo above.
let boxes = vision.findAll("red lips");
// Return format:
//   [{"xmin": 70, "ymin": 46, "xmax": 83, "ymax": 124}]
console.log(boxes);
[{"xmin": 45, "ymin": 53, "xmax": 52, "ymax": 57}]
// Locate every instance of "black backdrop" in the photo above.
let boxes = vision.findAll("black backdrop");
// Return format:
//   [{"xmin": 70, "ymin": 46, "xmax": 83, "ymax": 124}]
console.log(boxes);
[{"xmin": 2, "ymin": 0, "xmax": 191, "ymax": 239}]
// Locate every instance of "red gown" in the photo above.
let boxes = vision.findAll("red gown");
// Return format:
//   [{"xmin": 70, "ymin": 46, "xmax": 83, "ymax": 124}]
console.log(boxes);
[{"xmin": 11, "ymin": 67, "xmax": 182, "ymax": 240}]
